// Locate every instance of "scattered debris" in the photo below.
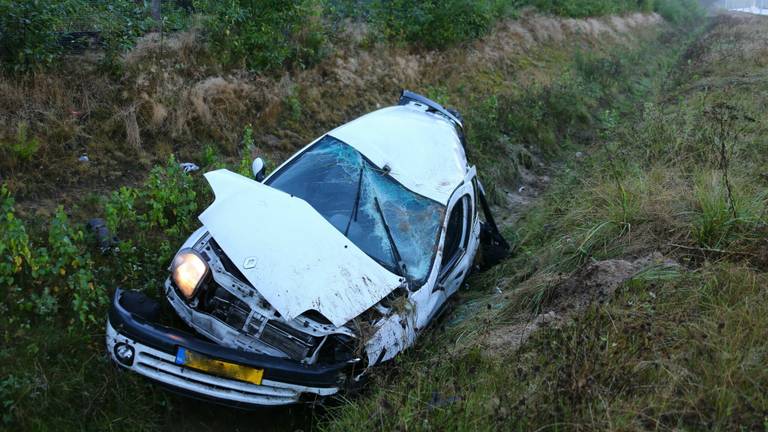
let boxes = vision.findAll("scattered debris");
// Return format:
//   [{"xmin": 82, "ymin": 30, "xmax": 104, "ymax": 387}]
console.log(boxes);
[
  {"xmin": 179, "ymin": 162, "xmax": 199, "ymax": 173},
  {"xmin": 86, "ymin": 218, "xmax": 118, "ymax": 253},
  {"xmin": 78, "ymin": 155, "xmax": 89, "ymax": 163}
]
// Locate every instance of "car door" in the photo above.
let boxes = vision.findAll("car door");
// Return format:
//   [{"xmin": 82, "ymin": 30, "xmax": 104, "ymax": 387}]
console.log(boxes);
[
  {"xmin": 412, "ymin": 168, "xmax": 479, "ymax": 332},
  {"xmin": 437, "ymin": 193, "xmax": 472, "ymax": 297}
]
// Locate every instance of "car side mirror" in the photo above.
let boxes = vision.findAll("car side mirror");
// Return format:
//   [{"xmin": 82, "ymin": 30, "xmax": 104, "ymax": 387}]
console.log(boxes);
[{"xmin": 252, "ymin": 157, "xmax": 266, "ymax": 182}]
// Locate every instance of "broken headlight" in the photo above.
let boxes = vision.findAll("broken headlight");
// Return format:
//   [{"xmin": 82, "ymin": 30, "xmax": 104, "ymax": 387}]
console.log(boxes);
[{"xmin": 171, "ymin": 249, "xmax": 209, "ymax": 300}]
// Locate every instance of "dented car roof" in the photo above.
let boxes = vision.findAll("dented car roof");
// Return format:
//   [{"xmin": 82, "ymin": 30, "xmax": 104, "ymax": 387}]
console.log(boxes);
[{"xmin": 327, "ymin": 105, "xmax": 468, "ymax": 205}]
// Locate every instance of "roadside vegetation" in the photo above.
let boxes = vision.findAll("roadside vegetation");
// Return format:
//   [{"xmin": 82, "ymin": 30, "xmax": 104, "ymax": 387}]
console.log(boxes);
[
  {"xmin": 0, "ymin": 0, "xmax": 700, "ymax": 72},
  {"xmin": 321, "ymin": 11, "xmax": 768, "ymax": 431},
  {"xmin": 0, "ymin": 0, "xmax": 699, "ymax": 200},
  {"xmin": 6, "ymin": 1, "xmax": 767, "ymax": 431}
]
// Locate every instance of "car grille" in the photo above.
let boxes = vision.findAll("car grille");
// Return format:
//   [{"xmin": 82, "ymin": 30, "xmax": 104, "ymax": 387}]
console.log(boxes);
[
  {"xmin": 257, "ymin": 320, "xmax": 319, "ymax": 361},
  {"xmin": 203, "ymin": 238, "xmax": 321, "ymax": 361},
  {"xmin": 205, "ymin": 283, "xmax": 319, "ymax": 361},
  {"xmin": 208, "ymin": 286, "xmax": 250, "ymax": 330}
]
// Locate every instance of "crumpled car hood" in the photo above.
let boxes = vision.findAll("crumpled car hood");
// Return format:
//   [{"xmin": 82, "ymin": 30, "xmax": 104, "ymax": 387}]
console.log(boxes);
[{"xmin": 198, "ymin": 169, "xmax": 403, "ymax": 327}]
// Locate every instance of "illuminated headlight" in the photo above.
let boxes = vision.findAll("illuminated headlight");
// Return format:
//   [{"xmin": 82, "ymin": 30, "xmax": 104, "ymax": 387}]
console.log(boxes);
[{"xmin": 171, "ymin": 249, "xmax": 209, "ymax": 300}]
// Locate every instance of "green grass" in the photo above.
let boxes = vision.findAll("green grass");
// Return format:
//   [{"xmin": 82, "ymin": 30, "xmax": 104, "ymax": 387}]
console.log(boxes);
[
  {"xmin": 320, "ymin": 13, "xmax": 768, "ymax": 432},
  {"xmin": 322, "ymin": 266, "xmax": 768, "ymax": 431},
  {"xmin": 1, "ymin": 2, "xmax": 744, "ymax": 431}
]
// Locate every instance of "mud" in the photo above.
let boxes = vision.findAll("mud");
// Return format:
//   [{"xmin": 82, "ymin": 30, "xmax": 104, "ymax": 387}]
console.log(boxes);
[{"xmin": 484, "ymin": 253, "xmax": 679, "ymax": 357}]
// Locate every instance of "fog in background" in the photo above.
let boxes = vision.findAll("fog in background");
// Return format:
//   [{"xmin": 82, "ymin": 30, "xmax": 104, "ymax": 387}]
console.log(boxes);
[{"xmin": 709, "ymin": 0, "xmax": 768, "ymax": 14}]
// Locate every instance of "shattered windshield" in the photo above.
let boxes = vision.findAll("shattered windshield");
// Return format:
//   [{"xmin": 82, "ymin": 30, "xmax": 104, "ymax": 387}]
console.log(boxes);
[{"xmin": 266, "ymin": 136, "xmax": 445, "ymax": 284}]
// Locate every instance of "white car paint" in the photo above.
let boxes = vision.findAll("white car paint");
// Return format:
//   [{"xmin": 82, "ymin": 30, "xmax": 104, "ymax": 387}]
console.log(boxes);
[
  {"xmin": 279, "ymin": 104, "xmax": 468, "ymax": 206},
  {"xmin": 199, "ymin": 169, "xmax": 405, "ymax": 328},
  {"xmin": 362, "ymin": 165, "xmax": 482, "ymax": 365}
]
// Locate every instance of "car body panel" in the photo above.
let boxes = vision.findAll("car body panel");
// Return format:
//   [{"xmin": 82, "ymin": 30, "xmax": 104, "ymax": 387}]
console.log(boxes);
[{"xmin": 199, "ymin": 169, "xmax": 404, "ymax": 328}]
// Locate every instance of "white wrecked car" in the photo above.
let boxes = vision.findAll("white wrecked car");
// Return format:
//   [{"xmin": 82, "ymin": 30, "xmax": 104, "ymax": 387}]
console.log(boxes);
[{"xmin": 106, "ymin": 91, "xmax": 509, "ymax": 407}]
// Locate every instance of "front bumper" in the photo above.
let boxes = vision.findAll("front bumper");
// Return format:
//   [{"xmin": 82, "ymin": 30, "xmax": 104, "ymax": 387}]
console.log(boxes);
[{"xmin": 106, "ymin": 289, "xmax": 345, "ymax": 406}]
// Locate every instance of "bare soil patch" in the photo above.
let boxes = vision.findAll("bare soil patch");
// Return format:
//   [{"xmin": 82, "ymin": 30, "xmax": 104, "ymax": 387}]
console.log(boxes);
[{"xmin": 484, "ymin": 253, "xmax": 679, "ymax": 357}]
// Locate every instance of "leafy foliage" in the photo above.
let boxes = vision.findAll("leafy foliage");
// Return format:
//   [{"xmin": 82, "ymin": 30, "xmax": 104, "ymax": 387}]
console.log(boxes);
[
  {"xmin": 0, "ymin": 0, "xmax": 189, "ymax": 72},
  {"xmin": 0, "ymin": 154, "xmax": 204, "ymax": 331},
  {"xmin": 370, "ymin": 0, "xmax": 496, "ymax": 48},
  {"xmin": 0, "ymin": 0, "xmax": 64, "ymax": 71},
  {"xmin": 528, "ymin": 0, "xmax": 654, "ymax": 17},
  {"xmin": 0, "ymin": 187, "xmax": 106, "ymax": 326},
  {"xmin": 654, "ymin": 0, "xmax": 705, "ymax": 25},
  {"xmin": 194, "ymin": 0, "xmax": 327, "ymax": 73},
  {"xmin": 1, "ymin": 0, "xmax": 704, "ymax": 74},
  {"xmin": 0, "ymin": 186, "xmax": 34, "ymax": 288}
]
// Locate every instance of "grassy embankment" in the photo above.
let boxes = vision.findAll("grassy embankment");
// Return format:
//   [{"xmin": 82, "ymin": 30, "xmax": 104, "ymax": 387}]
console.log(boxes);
[
  {"xmin": 0, "ymin": 2, "xmax": 710, "ymax": 431},
  {"xmin": 321, "ymin": 12, "xmax": 768, "ymax": 432},
  {"xmin": 1, "ymin": 0, "xmax": 696, "ymax": 201}
]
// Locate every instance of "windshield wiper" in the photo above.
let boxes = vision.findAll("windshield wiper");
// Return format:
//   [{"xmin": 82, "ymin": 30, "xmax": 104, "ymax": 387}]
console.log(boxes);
[
  {"xmin": 374, "ymin": 196, "xmax": 410, "ymax": 285},
  {"xmin": 344, "ymin": 164, "xmax": 365, "ymax": 236}
]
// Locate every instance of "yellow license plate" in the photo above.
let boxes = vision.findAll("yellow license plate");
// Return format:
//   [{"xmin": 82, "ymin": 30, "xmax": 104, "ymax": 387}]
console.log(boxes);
[{"xmin": 175, "ymin": 347, "xmax": 263, "ymax": 385}]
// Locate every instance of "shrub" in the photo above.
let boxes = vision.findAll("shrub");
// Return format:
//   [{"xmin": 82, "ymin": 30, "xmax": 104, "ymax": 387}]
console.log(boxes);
[
  {"xmin": 0, "ymin": 0, "xmax": 64, "ymax": 71},
  {"xmin": 371, "ymin": 0, "xmax": 494, "ymax": 48},
  {"xmin": 0, "ymin": 185, "xmax": 34, "ymax": 288},
  {"xmin": 104, "ymin": 187, "xmax": 138, "ymax": 234},
  {"xmin": 528, "ymin": 0, "xmax": 645, "ymax": 17},
  {"xmin": 0, "ymin": 0, "xmax": 191, "ymax": 72},
  {"xmin": 654, "ymin": 0, "xmax": 705, "ymax": 25},
  {"xmin": 0, "ymin": 187, "xmax": 106, "ymax": 326},
  {"xmin": 142, "ymin": 155, "xmax": 198, "ymax": 236},
  {"xmin": 47, "ymin": 208, "xmax": 105, "ymax": 325},
  {"xmin": 194, "ymin": 0, "xmax": 327, "ymax": 73}
]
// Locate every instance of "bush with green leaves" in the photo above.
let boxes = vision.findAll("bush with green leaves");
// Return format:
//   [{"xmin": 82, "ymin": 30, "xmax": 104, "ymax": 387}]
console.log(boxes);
[
  {"xmin": 194, "ymin": 0, "xmax": 327, "ymax": 73},
  {"xmin": 0, "ymin": 186, "xmax": 105, "ymax": 326},
  {"xmin": 654, "ymin": 0, "xmax": 705, "ymax": 25},
  {"xmin": 0, "ymin": 0, "xmax": 64, "ymax": 71},
  {"xmin": 370, "ymin": 0, "xmax": 495, "ymax": 48},
  {"xmin": 0, "ymin": 0, "xmax": 191, "ymax": 72},
  {"xmin": 528, "ymin": 0, "xmax": 653, "ymax": 17},
  {"xmin": 0, "ymin": 186, "xmax": 34, "ymax": 288},
  {"xmin": 142, "ymin": 155, "xmax": 199, "ymax": 236},
  {"xmin": 1, "ymin": 156, "xmax": 203, "ymax": 327},
  {"xmin": 47, "ymin": 208, "xmax": 106, "ymax": 325}
]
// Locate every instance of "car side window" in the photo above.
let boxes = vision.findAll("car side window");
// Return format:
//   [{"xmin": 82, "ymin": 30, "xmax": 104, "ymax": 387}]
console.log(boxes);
[
  {"xmin": 471, "ymin": 177, "xmax": 479, "ymax": 220},
  {"xmin": 441, "ymin": 196, "xmax": 467, "ymax": 268},
  {"xmin": 463, "ymin": 189, "xmax": 474, "ymax": 250}
]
